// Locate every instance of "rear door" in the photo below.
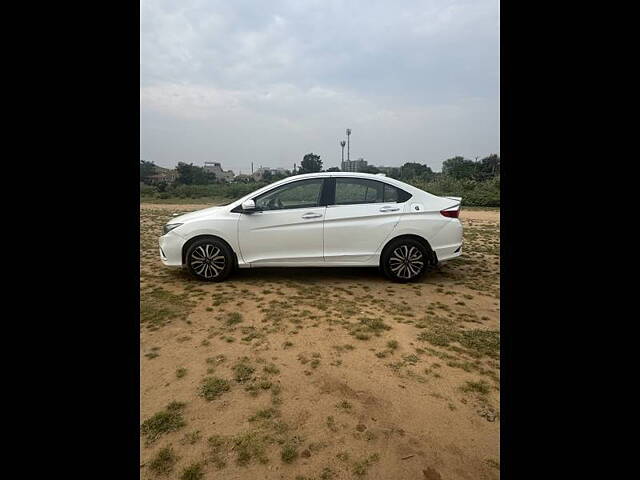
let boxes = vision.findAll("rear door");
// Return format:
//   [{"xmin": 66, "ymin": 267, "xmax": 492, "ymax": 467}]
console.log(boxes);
[
  {"xmin": 238, "ymin": 178, "xmax": 326, "ymax": 265},
  {"xmin": 323, "ymin": 177, "xmax": 404, "ymax": 263}
]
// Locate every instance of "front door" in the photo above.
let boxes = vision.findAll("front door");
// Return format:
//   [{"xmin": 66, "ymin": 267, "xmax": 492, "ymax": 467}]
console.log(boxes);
[{"xmin": 238, "ymin": 178, "xmax": 326, "ymax": 265}]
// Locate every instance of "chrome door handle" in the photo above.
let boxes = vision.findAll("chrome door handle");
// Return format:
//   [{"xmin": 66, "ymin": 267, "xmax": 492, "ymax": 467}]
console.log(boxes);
[
  {"xmin": 302, "ymin": 212, "xmax": 323, "ymax": 219},
  {"xmin": 379, "ymin": 206, "xmax": 400, "ymax": 212}
]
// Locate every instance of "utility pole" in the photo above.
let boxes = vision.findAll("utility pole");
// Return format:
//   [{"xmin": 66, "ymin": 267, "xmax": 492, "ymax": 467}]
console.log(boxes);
[
  {"xmin": 251, "ymin": 162, "xmax": 254, "ymax": 174},
  {"xmin": 340, "ymin": 140, "xmax": 346, "ymax": 167},
  {"xmin": 346, "ymin": 129, "xmax": 352, "ymax": 161}
]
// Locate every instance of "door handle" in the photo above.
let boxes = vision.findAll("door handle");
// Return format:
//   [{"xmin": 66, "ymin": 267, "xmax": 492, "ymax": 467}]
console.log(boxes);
[
  {"xmin": 379, "ymin": 206, "xmax": 400, "ymax": 212},
  {"xmin": 302, "ymin": 212, "xmax": 323, "ymax": 219}
]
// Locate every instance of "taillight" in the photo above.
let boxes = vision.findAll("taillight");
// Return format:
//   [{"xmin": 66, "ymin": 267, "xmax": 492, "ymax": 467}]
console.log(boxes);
[{"xmin": 440, "ymin": 209, "xmax": 459, "ymax": 218}]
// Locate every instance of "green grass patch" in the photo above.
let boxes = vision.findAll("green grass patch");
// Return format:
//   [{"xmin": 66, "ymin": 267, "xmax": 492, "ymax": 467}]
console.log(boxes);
[
  {"xmin": 233, "ymin": 359, "xmax": 255, "ymax": 383},
  {"xmin": 141, "ymin": 289, "xmax": 192, "ymax": 328},
  {"xmin": 281, "ymin": 442, "xmax": 299, "ymax": 463},
  {"xmin": 199, "ymin": 377, "xmax": 231, "ymax": 400},
  {"xmin": 225, "ymin": 312, "xmax": 243, "ymax": 326},
  {"xmin": 180, "ymin": 462, "xmax": 204, "ymax": 480},
  {"xmin": 460, "ymin": 380, "xmax": 491, "ymax": 395},
  {"xmin": 141, "ymin": 401, "xmax": 186, "ymax": 444},
  {"xmin": 234, "ymin": 431, "xmax": 269, "ymax": 465},
  {"xmin": 148, "ymin": 446, "xmax": 179, "ymax": 476}
]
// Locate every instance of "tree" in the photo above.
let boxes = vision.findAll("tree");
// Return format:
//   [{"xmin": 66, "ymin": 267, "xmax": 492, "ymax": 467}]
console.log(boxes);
[
  {"xmin": 176, "ymin": 162, "xmax": 216, "ymax": 185},
  {"xmin": 360, "ymin": 165, "xmax": 380, "ymax": 174},
  {"xmin": 474, "ymin": 154, "xmax": 500, "ymax": 181},
  {"xmin": 140, "ymin": 160, "xmax": 156, "ymax": 183},
  {"xmin": 442, "ymin": 156, "xmax": 476, "ymax": 180},
  {"xmin": 385, "ymin": 167, "xmax": 402, "ymax": 179},
  {"xmin": 272, "ymin": 170, "xmax": 291, "ymax": 181},
  {"xmin": 399, "ymin": 162, "xmax": 434, "ymax": 181},
  {"xmin": 299, "ymin": 153, "xmax": 323, "ymax": 174}
]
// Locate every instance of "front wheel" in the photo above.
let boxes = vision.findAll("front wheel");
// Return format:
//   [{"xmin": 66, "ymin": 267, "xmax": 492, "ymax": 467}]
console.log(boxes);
[
  {"xmin": 381, "ymin": 238, "xmax": 429, "ymax": 282},
  {"xmin": 185, "ymin": 238, "xmax": 234, "ymax": 282}
]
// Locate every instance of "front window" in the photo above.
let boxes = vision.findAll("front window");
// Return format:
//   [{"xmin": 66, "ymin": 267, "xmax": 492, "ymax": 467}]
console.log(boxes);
[{"xmin": 254, "ymin": 179, "xmax": 324, "ymax": 211}]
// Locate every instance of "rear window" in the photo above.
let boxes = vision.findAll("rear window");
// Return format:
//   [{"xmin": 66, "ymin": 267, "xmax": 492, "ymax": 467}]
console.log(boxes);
[
  {"xmin": 383, "ymin": 184, "xmax": 399, "ymax": 202},
  {"xmin": 335, "ymin": 178, "xmax": 383, "ymax": 205},
  {"xmin": 334, "ymin": 178, "xmax": 412, "ymax": 205}
]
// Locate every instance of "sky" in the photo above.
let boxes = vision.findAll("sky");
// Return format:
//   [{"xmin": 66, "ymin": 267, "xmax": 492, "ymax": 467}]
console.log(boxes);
[{"xmin": 140, "ymin": 0, "xmax": 499, "ymax": 173}]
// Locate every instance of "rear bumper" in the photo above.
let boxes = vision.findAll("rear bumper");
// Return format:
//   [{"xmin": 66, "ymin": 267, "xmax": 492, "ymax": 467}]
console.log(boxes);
[
  {"xmin": 434, "ymin": 243, "xmax": 462, "ymax": 262},
  {"xmin": 159, "ymin": 233, "xmax": 184, "ymax": 267},
  {"xmin": 430, "ymin": 219, "xmax": 463, "ymax": 262}
]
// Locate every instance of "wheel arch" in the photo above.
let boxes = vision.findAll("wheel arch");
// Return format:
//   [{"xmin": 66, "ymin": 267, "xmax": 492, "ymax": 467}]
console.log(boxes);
[
  {"xmin": 181, "ymin": 234, "xmax": 239, "ymax": 268},
  {"xmin": 379, "ymin": 234, "xmax": 437, "ymax": 267}
]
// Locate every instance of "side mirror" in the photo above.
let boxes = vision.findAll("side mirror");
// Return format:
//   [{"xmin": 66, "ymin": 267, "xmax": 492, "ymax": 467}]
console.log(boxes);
[{"xmin": 241, "ymin": 199, "xmax": 256, "ymax": 213}]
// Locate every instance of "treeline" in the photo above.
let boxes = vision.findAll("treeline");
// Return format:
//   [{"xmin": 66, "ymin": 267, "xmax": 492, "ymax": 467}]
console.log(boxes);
[
  {"xmin": 140, "ymin": 154, "xmax": 499, "ymax": 206},
  {"xmin": 382, "ymin": 155, "xmax": 500, "ymax": 207},
  {"xmin": 140, "ymin": 181, "xmax": 271, "ymax": 200}
]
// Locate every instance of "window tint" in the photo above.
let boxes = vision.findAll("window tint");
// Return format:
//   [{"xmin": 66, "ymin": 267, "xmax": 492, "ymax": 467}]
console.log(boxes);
[
  {"xmin": 383, "ymin": 184, "xmax": 398, "ymax": 202},
  {"xmin": 335, "ymin": 178, "xmax": 384, "ymax": 205},
  {"xmin": 333, "ymin": 178, "xmax": 410, "ymax": 205},
  {"xmin": 254, "ymin": 179, "xmax": 323, "ymax": 211}
]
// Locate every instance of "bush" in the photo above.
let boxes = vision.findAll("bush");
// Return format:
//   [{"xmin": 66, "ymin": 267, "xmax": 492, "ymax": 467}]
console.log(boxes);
[
  {"xmin": 140, "ymin": 175, "xmax": 500, "ymax": 207},
  {"xmin": 410, "ymin": 175, "xmax": 500, "ymax": 207},
  {"xmin": 140, "ymin": 183, "xmax": 156, "ymax": 195}
]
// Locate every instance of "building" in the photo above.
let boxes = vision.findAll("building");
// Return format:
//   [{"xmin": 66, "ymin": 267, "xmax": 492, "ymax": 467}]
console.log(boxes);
[
  {"xmin": 341, "ymin": 158, "xmax": 368, "ymax": 172},
  {"xmin": 252, "ymin": 166, "xmax": 289, "ymax": 181},
  {"xmin": 147, "ymin": 171, "xmax": 178, "ymax": 184},
  {"xmin": 203, "ymin": 162, "xmax": 235, "ymax": 182},
  {"xmin": 144, "ymin": 165, "xmax": 178, "ymax": 185},
  {"xmin": 234, "ymin": 173, "xmax": 254, "ymax": 183}
]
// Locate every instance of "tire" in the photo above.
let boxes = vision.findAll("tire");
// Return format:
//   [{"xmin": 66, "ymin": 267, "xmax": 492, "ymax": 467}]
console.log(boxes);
[
  {"xmin": 185, "ymin": 238, "xmax": 234, "ymax": 282},
  {"xmin": 381, "ymin": 238, "xmax": 429, "ymax": 283}
]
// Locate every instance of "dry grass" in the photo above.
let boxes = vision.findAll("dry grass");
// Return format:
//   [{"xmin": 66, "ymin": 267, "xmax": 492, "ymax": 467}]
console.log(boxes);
[{"xmin": 140, "ymin": 204, "xmax": 500, "ymax": 480}]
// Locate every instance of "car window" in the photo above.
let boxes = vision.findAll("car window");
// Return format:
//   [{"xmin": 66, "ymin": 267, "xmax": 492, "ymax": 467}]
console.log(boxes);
[
  {"xmin": 336, "ymin": 178, "xmax": 404, "ymax": 205},
  {"xmin": 254, "ymin": 179, "xmax": 324, "ymax": 211},
  {"xmin": 383, "ymin": 184, "xmax": 399, "ymax": 202}
]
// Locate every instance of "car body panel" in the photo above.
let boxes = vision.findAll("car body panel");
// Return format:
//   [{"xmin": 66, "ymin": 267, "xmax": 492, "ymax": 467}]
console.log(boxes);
[
  {"xmin": 238, "ymin": 207, "xmax": 326, "ymax": 265},
  {"xmin": 323, "ymin": 203, "xmax": 400, "ymax": 263},
  {"xmin": 158, "ymin": 172, "xmax": 463, "ymax": 271}
]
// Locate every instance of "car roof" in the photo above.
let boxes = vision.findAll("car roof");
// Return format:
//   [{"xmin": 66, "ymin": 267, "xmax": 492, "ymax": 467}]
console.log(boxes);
[
  {"xmin": 293, "ymin": 171, "xmax": 389, "ymax": 180},
  {"xmin": 291, "ymin": 171, "xmax": 415, "ymax": 188}
]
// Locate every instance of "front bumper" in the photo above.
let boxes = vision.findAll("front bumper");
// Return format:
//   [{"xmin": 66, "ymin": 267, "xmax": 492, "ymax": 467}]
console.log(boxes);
[{"xmin": 159, "ymin": 232, "xmax": 184, "ymax": 267}]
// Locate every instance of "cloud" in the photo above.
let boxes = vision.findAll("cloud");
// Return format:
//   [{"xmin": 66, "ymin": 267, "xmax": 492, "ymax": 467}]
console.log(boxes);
[{"xmin": 140, "ymin": 0, "xmax": 499, "ymax": 171}]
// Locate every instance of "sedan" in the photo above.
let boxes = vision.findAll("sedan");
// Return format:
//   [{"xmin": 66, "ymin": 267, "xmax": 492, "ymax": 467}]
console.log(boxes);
[{"xmin": 159, "ymin": 172, "xmax": 462, "ymax": 282}]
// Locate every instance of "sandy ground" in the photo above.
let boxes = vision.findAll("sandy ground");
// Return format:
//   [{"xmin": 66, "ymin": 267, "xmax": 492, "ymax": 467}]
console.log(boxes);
[{"xmin": 140, "ymin": 203, "xmax": 500, "ymax": 480}]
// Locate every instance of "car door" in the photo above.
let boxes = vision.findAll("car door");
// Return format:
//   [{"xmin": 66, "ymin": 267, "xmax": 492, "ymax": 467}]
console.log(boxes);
[
  {"xmin": 323, "ymin": 177, "xmax": 403, "ymax": 263},
  {"xmin": 238, "ymin": 178, "xmax": 326, "ymax": 265}
]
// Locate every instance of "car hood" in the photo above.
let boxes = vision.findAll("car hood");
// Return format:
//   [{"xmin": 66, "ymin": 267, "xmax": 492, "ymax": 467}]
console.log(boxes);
[{"xmin": 167, "ymin": 206, "xmax": 227, "ymax": 224}]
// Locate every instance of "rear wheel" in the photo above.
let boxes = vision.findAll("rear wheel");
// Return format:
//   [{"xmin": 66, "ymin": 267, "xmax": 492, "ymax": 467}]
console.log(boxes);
[
  {"xmin": 185, "ymin": 238, "xmax": 234, "ymax": 282},
  {"xmin": 381, "ymin": 238, "xmax": 429, "ymax": 282}
]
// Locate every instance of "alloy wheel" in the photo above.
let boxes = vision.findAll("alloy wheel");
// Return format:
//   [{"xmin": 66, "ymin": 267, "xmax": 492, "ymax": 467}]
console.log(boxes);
[
  {"xmin": 189, "ymin": 244, "xmax": 226, "ymax": 279},
  {"xmin": 389, "ymin": 245, "xmax": 424, "ymax": 279}
]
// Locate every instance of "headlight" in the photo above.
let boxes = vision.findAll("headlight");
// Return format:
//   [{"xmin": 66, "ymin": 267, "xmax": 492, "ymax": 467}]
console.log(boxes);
[{"xmin": 163, "ymin": 223, "xmax": 183, "ymax": 235}]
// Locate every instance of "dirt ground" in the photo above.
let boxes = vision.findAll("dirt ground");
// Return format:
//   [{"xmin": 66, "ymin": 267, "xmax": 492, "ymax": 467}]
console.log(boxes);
[{"xmin": 140, "ymin": 203, "xmax": 500, "ymax": 480}]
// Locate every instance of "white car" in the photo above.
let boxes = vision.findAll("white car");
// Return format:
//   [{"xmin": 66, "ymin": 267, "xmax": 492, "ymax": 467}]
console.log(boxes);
[{"xmin": 159, "ymin": 172, "xmax": 462, "ymax": 282}]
